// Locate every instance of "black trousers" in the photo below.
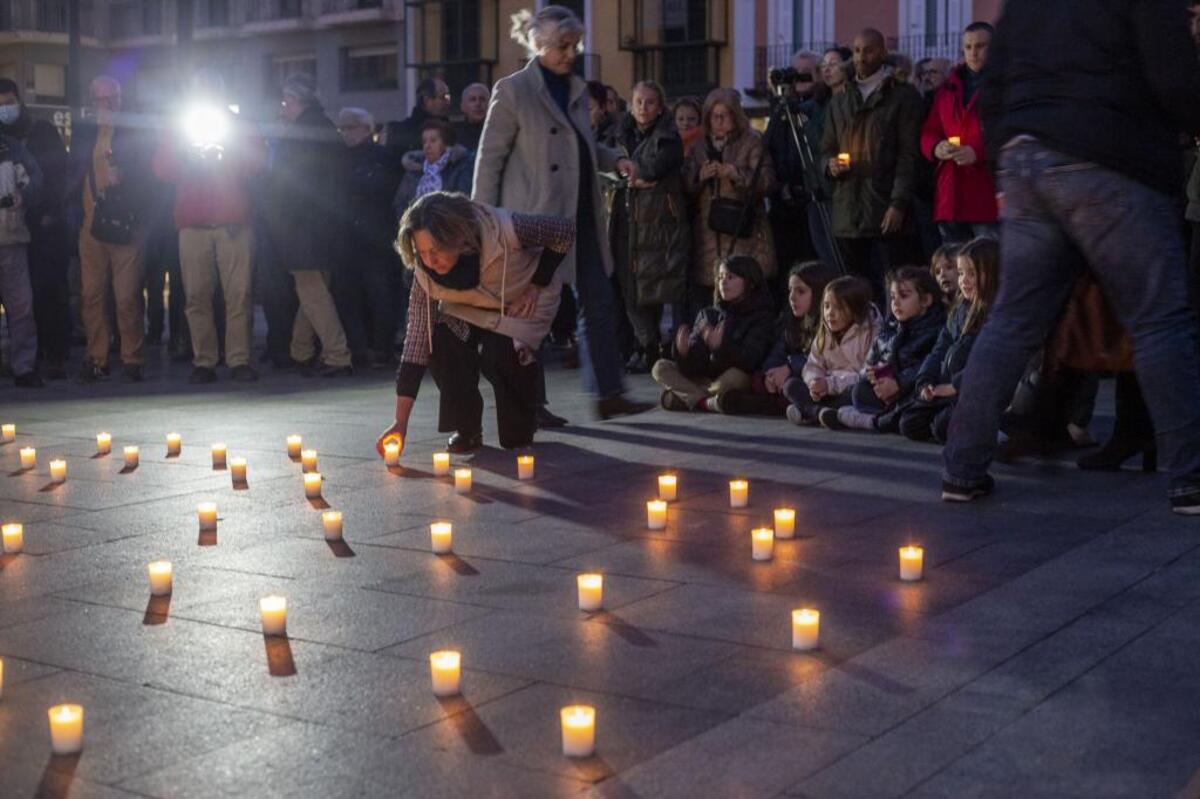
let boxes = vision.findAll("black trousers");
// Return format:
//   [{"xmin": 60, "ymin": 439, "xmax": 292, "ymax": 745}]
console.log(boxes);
[
  {"xmin": 428, "ymin": 322, "xmax": 538, "ymax": 449},
  {"xmin": 836, "ymin": 235, "xmax": 922, "ymax": 304},
  {"xmin": 28, "ymin": 222, "xmax": 70, "ymax": 365},
  {"xmin": 335, "ymin": 248, "xmax": 399, "ymax": 358},
  {"xmin": 256, "ymin": 225, "xmax": 298, "ymax": 364},
  {"xmin": 899, "ymin": 398, "xmax": 955, "ymax": 443}
]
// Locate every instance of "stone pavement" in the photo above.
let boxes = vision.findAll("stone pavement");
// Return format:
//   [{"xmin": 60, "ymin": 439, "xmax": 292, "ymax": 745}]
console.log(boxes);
[{"xmin": 0, "ymin": 361, "xmax": 1198, "ymax": 798}]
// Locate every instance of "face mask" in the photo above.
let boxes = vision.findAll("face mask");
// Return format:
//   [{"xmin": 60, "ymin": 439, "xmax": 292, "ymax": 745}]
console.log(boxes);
[{"xmin": 0, "ymin": 105, "xmax": 20, "ymax": 126}]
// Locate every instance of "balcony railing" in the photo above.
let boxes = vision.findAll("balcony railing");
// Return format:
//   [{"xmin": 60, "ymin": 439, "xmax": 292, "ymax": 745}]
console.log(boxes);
[
  {"xmin": 37, "ymin": 0, "xmax": 68, "ymax": 32},
  {"xmin": 245, "ymin": 0, "xmax": 307, "ymax": 22},
  {"xmin": 893, "ymin": 33, "xmax": 963, "ymax": 62},
  {"xmin": 322, "ymin": 0, "xmax": 385, "ymax": 12}
]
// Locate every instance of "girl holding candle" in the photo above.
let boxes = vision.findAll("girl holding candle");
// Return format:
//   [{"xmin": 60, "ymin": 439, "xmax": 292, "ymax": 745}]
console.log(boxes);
[
  {"xmin": 651, "ymin": 256, "xmax": 775, "ymax": 412},
  {"xmin": 785, "ymin": 276, "xmax": 879, "ymax": 425}
]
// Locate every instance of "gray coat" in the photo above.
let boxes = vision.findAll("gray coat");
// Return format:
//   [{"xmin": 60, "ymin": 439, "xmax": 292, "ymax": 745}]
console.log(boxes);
[{"xmin": 472, "ymin": 58, "xmax": 622, "ymax": 283}]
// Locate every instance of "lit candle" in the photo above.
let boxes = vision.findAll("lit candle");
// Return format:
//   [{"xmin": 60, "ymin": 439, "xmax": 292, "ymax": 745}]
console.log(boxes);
[
  {"xmin": 2, "ymin": 522, "xmax": 23, "ymax": 554},
  {"xmin": 49, "ymin": 459, "xmax": 67, "ymax": 484},
  {"xmin": 430, "ymin": 521, "xmax": 453, "ymax": 554},
  {"xmin": 899, "ymin": 546, "xmax": 925, "ymax": 582},
  {"xmin": 229, "ymin": 457, "xmax": 247, "ymax": 484},
  {"xmin": 429, "ymin": 650, "xmax": 462, "ymax": 697},
  {"xmin": 454, "ymin": 468, "xmax": 472, "ymax": 494},
  {"xmin": 517, "ymin": 454, "xmax": 535, "ymax": 480},
  {"xmin": 322, "ymin": 511, "xmax": 343, "ymax": 541},
  {"xmin": 286, "ymin": 434, "xmax": 302, "ymax": 459},
  {"xmin": 197, "ymin": 502, "xmax": 218, "ymax": 532},
  {"xmin": 383, "ymin": 440, "xmax": 401, "ymax": 467},
  {"xmin": 646, "ymin": 499, "xmax": 667, "ymax": 530},
  {"xmin": 657, "ymin": 474, "xmax": 677, "ymax": 502},
  {"xmin": 300, "ymin": 449, "xmax": 317, "ymax": 474},
  {"xmin": 166, "ymin": 432, "xmax": 181, "ymax": 456},
  {"xmin": 96, "ymin": 432, "xmax": 112, "ymax": 455},
  {"xmin": 19, "ymin": 447, "xmax": 35, "ymax": 470},
  {"xmin": 123, "ymin": 445, "xmax": 139, "ymax": 469},
  {"xmin": 211, "ymin": 443, "xmax": 227, "ymax": 469},
  {"xmin": 948, "ymin": 135, "xmax": 961, "ymax": 147},
  {"xmin": 837, "ymin": 152, "xmax": 851, "ymax": 167},
  {"xmin": 729, "ymin": 479, "xmax": 749, "ymax": 508},
  {"xmin": 791, "ymin": 608, "xmax": 820, "ymax": 651},
  {"xmin": 560, "ymin": 705, "xmax": 596, "ymax": 758},
  {"xmin": 576, "ymin": 573, "xmax": 603, "ymax": 612},
  {"xmin": 304, "ymin": 472, "xmax": 322, "ymax": 499},
  {"xmin": 751, "ymin": 527, "xmax": 774, "ymax": 561},
  {"xmin": 47, "ymin": 704, "xmax": 84, "ymax": 755},
  {"xmin": 147, "ymin": 560, "xmax": 173, "ymax": 596},
  {"xmin": 259, "ymin": 595, "xmax": 287, "ymax": 636},
  {"xmin": 774, "ymin": 508, "xmax": 796, "ymax": 539},
  {"xmin": 432, "ymin": 451, "xmax": 451, "ymax": 476},
  {"xmin": 1, "ymin": 423, "xmax": 13, "ymax": 443}
]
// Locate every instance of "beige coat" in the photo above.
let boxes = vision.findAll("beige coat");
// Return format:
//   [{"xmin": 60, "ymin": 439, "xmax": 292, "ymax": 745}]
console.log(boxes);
[
  {"xmin": 682, "ymin": 129, "xmax": 777, "ymax": 288},
  {"xmin": 472, "ymin": 58, "xmax": 622, "ymax": 284}
]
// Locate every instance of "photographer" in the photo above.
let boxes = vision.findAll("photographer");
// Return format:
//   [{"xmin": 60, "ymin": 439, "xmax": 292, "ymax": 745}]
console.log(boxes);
[
  {"xmin": 0, "ymin": 102, "xmax": 43, "ymax": 387},
  {"xmin": 154, "ymin": 71, "xmax": 266, "ymax": 384}
]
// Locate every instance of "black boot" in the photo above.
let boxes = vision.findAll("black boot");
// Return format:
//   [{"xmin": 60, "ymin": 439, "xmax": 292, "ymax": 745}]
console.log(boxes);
[{"xmin": 1078, "ymin": 373, "xmax": 1156, "ymax": 473}]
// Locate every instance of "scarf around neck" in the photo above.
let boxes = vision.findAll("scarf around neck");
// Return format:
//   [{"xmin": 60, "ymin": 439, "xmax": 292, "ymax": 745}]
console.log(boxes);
[
  {"xmin": 420, "ymin": 252, "xmax": 481, "ymax": 291},
  {"xmin": 415, "ymin": 150, "xmax": 451, "ymax": 199},
  {"xmin": 856, "ymin": 66, "xmax": 892, "ymax": 102}
]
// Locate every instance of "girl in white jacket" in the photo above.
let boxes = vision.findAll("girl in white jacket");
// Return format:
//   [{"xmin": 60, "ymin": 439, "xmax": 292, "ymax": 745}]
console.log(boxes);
[{"xmin": 784, "ymin": 276, "xmax": 880, "ymax": 425}]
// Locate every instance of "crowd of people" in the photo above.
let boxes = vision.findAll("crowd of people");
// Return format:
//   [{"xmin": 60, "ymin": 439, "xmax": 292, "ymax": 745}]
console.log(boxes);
[{"xmin": 2, "ymin": 3, "xmax": 1200, "ymax": 513}]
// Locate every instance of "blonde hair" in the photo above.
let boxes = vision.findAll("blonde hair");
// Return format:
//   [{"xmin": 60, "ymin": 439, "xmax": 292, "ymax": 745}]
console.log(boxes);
[
  {"xmin": 510, "ymin": 5, "xmax": 584, "ymax": 56},
  {"xmin": 395, "ymin": 192, "xmax": 481, "ymax": 270},
  {"xmin": 813, "ymin": 276, "xmax": 873, "ymax": 354}
]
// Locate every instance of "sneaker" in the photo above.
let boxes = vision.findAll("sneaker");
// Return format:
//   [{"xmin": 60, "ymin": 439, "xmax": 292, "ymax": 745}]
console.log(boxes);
[
  {"xmin": 660, "ymin": 390, "xmax": 689, "ymax": 412},
  {"xmin": 837, "ymin": 406, "xmax": 878, "ymax": 431},
  {"xmin": 818, "ymin": 407, "xmax": 845, "ymax": 430},
  {"xmin": 188, "ymin": 366, "xmax": 218, "ymax": 384},
  {"xmin": 78, "ymin": 360, "xmax": 110, "ymax": 383},
  {"xmin": 230, "ymin": 365, "xmax": 259, "ymax": 383},
  {"xmin": 707, "ymin": 393, "xmax": 724, "ymax": 413},
  {"xmin": 1171, "ymin": 494, "xmax": 1200, "ymax": 516},
  {"xmin": 785, "ymin": 405, "xmax": 807, "ymax": 426},
  {"xmin": 121, "ymin": 365, "xmax": 143, "ymax": 383},
  {"xmin": 941, "ymin": 474, "xmax": 996, "ymax": 503},
  {"xmin": 13, "ymin": 371, "xmax": 45, "ymax": 388}
]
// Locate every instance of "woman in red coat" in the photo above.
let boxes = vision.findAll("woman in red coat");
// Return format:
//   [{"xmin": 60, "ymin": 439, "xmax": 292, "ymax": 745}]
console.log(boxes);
[{"xmin": 920, "ymin": 22, "xmax": 999, "ymax": 245}]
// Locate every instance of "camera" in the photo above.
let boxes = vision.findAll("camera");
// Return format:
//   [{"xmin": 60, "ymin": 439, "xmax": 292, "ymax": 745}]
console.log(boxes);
[
  {"xmin": 181, "ymin": 104, "xmax": 230, "ymax": 159},
  {"xmin": 769, "ymin": 67, "xmax": 815, "ymax": 95}
]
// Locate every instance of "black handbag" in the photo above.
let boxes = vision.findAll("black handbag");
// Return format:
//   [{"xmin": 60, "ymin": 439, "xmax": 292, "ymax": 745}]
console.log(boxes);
[
  {"xmin": 87, "ymin": 162, "xmax": 136, "ymax": 246},
  {"xmin": 706, "ymin": 140, "xmax": 767, "ymax": 243}
]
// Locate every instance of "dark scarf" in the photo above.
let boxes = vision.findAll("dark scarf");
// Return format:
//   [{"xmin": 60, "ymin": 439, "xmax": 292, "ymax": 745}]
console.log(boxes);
[
  {"xmin": 539, "ymin": 63, "xmax": 571, "ymax": 114},
  {"xmin": 420, "ymin": 253, "xmax": 480, "ymax": 291}
]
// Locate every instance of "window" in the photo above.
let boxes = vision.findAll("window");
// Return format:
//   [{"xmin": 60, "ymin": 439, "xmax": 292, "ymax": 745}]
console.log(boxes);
[
  {"xmin": 142, "ymin": 0, "xmax": 163, "ymax": 35},
  {"xmin": 792, "ymin": 0, "xmax": 834, "ymax": 51},
  {"xmin": 341, "ymin": 45, "xmax": 398, "ymax": 91},
  {"xmin": 619, "ymin": 0, "xmax": 726, "ymax": 99},
  {"xmin": 37, "ymin": 0, "xmax": 68, "ymax": 32},
  {"xmin": 266, "ymin": 53, "xmax": 317, "ymax": 97},
  {"xmin": 899, "ymin": 0, "xmax": 973, "ymax": 59},
  {"xmin": 280, "ymin": 0, "xmax": 303, "ymax": 17},
  {"xmin": 34, "ymin": 64, "xmax": 67, "ymax": 103},
  {"xmin": 202, "ymin": 0, "xmax": 231, "ymax": 27}
]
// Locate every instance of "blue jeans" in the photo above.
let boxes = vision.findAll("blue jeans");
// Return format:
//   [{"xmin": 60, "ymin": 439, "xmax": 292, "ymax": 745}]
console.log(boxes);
[
  {"xmin": 943, "ymin": 141, "xmax": 1200, "ymax": 503},
  {"xmin": 937, "ymin": 221, "xmax": 999, "ymax": 245}
]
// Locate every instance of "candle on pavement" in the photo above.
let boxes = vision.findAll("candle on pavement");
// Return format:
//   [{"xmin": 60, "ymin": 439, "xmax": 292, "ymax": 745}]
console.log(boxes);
[
  {"xmin": 123, "ymin": 446, "xmax": 139, "ymax": 468},
  {"xmin": 429, "ymin": 650, "xmax": 462, "ymax": 697},
  {"xmin": 197, "ymin": 502, "xmax": 218, "ymax": 532},
  {"xmin": 432, "ymin": 452, "xmax": 451, "ymax": 476},
  {"xmin": 304, "ymin": 472, "xmax": 322, "ymax": 499},
  {"xmin": 899, "ymin": 546, "xmax": 925, "ymax": 582},
  {"xmin": 229, "ymin": 457, "xmax": 247, "ymax": 484},
  {"xmin": 301, "ymin": 449, "xmax": 317, "ymax": 474},
  {"xmin": 259, "ymin": 596, "xmax": 287, "ymax": 636},
  {"xmin": 454, "ymin": 468, "xmax": 472, "ymax": 494},
  {"xmin": 561, "ymin": 705, "xmax": 596, "ymax": 758},
  {"xmin": 751, "ymin": 527, "xmax": 774, "ymax": 561},
  {"xmin": 774, "ymin": 508, "xmax": 796, "ymax": 539},
  {"xmin": 791, "ymin": 608, "xmax": 820, "ymax": 651},
  {"xmin": 1, "ymin": 423, "xmax": 13, "ymax": 442},
  {"xmin": 49, "ymin": 459, "xmax": 66, "ymax": 484},
  {"xmin": 19, "ymin": 447, "xmax": 35, "ymax": 470},
  {"xmin": 577, "ymin": 573, "xmax": 603, "ymax": 612},
  {"xmin": 517, "ymin": 454, "xmax": 535, "ymax": 480},
  {"xmin": 430, "ymin": 522, "xmax": 453, "ymax": 554},
  {"xmin": 48, "ymin": 704, "xmax": 84, "ymax": 755},
  {"xmin": 322, "ymin": 511, "xmax": 343, "ymax": 541},
  {"xmin": 147, "ymin": 561, "xmax": 173, "ymax": 596},
  {"xmin": 2, "ymin": 522, "xmax": 23, "ymax": 554},
  {"xmin": 286, "ymin": 434, "xmax": 302, "ymax": 459},
  {"xmin": 729, "ymin": 479, "xmax": 749, "ymax": 508},
  {"xmin": 383, "ymin": 440, "xmax": 401, "ymax": 467},
  {"xmin": 658, "ymin": 474, "xmax": 677, "ymax": 502},
  {"xmin": 96, "ymin": 432, "xmax": 112, "ymax": 455},
  {"xmin": 166, "ymin": 433, "xmax": 181, "ymax": 456},
  {"xmin": 646, "ymin": 500, "xmax": 667, "ymax": 530},
  {"xmin": 211, "ymin": 443, "xmax": 227, "ymax": 469}
]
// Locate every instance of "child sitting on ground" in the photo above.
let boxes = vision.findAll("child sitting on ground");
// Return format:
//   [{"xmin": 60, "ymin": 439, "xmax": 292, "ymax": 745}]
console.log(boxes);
[
  {"xmin": 822, "ymin": 266, "xmax": 946, "ymax": 432},
  {"xmin": 653, "ymin": 255, "xmax": 775, "ymax": 412},
  {"xmin": 716, "ymin": 260, "xmax": 838, "ymax": 416},
  {"xmin": 899, "ymin": 237, "xmax": 999, "ymax": 442},
  {"xmin": 784, "ymin": 276, "xmax": 879, "ymax": 425},
  {"xmin": 930, "ymin": 243, "xmax": 961, "ymax": 307}
]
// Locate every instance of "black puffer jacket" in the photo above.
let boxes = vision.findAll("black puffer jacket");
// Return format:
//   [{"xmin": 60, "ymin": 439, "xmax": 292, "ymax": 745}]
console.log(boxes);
[
  {"xmin": 916, "ymin": 303, "xmax": 979, "ymax": 391},
  {"xmin": 980, "ymin": 0, "xmax": 1200, "ymax": 195},
  {"xmin": 677, "ymin": 289, "xmax": 776, "ymax": 380},
  {"xmin": 865, "ymin": 302, "xmax": 946, "ymax": 396}
]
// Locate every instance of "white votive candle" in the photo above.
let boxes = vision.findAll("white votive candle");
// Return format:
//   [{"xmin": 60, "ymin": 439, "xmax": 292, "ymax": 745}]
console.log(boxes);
[
  {"xmin": 301, "ymin": 449, "xmax": 317, "ymax": 474},
  {"xmin": 322, "ymin": 511, "xmax": 343, "ymax": 541},
  {"xmin": 260, "ymin": 595, "xmax": 287, "ymax": 636},
  {"xmin": 729, "ymin": 479, "xmax": 749, "ymax": 508},
  {"xmin": 166, "ymin": 432, "xmax": 181, "ymax": 456},
  {"xmin": 791, "ymin": 608, "xmax": 820, "ymax": 651},
  {"xmin": 19, "ymin": 447, "xmax": 35, "ymax": 470},
  {"xmin": 430, "ymin": 522, "xmax": 453, "ymax": 554},
  {"xmin": 124, "ymin": 445, "xmax": 139, "ymax": 468},
  {"xmin": 429, "ymin": 650, "xmax": 462, "ymax": 697},
  {"xmin": 304, "ymin": 472, "xmax": 322, "ymax": 499},
  {"xmin": 948, "ymin": 135, "xmax": 962, "ymax": 147},
  {"xmin": 899, "ymin": 546, "xmax": 925, "ymax": 582},
  {"xmin": 48, "ymin": 704, "xmax": 84, "ymax": 755},
  {"xmin": 147, "ymin": 560, "xmax": 173, "ymax": 596},
  {"xmin": 1, "ymin": 423, "xmax": 13, "ymax": 442},
  {"xmin": 751, "ymin": 527, "xmax": 775, "ymax": 561},
  {"xmin": 2, "ymin": 522, "xmax": 23, "ymax": 554},
  {"xmin": 454, "ymin": 468, "xmax": 472, "ymax": 494},
  {"xmin": 561, "ymin": 705, "xmax": 596, "ymax": 758},
  {"xmin": 211, "ymin": 443, "xmax": 227, "ymax": 469},
  {"xmin": 383, "ymin": 440, "xmax": 401, "ymax": 467},
  {"xmin": 646, "ymin": 500, "xmax": 667, "ymax": 530},
  {"xmin": 96, "ymin": 432, "xmax": 112, "ymax": 455},
  {"xmin": 658, "ymin": 474, "xmax": 678, "ymax": 502},
  {"xmin": 577, "ymin": 573, "xmax": 603, "ymax": 612},
  {"xmin": 229, "ymin": 457, "xmax": 247, "ymax": 484},
  {"xmin": 774, "ymin": 508, "xmax": 796, "ymax": 539},
  {"xmin": 286, "ymin": 434, "xmax": 302, "ymax": 459},
  {"xmin": 197, "ymin": 502, "xmax": 218, "ymax": 532},
  {"xmin": 432, "ymin": 452, "xmax": 450, "ymax": 476},
  {"xmin": 517, "ymin": 454, "xmax": 535, "ymax": 480},
  {"xmin": 49, "ymin": 459, "xmax": 67, "ymax": 484}
]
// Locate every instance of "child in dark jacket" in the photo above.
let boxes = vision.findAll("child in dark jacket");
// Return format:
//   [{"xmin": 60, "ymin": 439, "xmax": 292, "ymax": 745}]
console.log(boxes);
[
  {"xmin": 716, "ymin": 260, "xmax": 837, "ymax": 415},
  {"xmin": 822, "ymin": 267, "xmax": 945, "ymax": 432},
  {"xmin": 899, "ymin": 237, "xmax": 999, "ymax": 442},
  {"xmin": 653, "ymin": 255, "xmax": 776, "ymax": 411}
]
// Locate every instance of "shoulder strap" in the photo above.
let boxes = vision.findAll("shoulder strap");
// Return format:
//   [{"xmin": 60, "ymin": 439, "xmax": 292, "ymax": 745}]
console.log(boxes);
[{"xmin": 723, "ymin": 137, "xmax": 768, "ymax": 257}]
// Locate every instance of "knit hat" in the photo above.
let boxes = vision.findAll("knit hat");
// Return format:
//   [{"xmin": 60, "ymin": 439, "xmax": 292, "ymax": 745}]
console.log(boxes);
[{"xmin": 282, "ymin": 73, "xmax": 318, "ymax": 106}]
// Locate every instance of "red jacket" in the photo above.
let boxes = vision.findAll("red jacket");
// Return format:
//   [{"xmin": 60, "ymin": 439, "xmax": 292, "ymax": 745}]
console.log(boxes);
[
  {"xmin": 920, "ymin": 68, "xmax": 998, "ymax": 224},
  {"xmin": 153, "ymin": 125, "xmax": 265, "ymax": 230}
]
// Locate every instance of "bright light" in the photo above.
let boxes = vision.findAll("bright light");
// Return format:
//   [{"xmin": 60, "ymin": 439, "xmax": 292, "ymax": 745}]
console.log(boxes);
[{"xmin": 182, "ymin": 105, "xmax": 229, "ymax": 148}]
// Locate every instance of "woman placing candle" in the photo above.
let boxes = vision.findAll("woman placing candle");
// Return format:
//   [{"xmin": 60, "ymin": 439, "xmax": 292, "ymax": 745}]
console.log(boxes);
[{"xmin": 375, "ymin": 192, "xmax": 574, "ymax": 461}]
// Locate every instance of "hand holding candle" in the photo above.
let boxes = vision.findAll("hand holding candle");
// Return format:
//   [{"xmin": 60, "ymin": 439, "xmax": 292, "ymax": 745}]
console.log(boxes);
[
  {"xmin": 383, "ymin": 439, "xmax": 401, "ymax": 467},
  {"xmin": 947, "ymin": 135, "xmax": 961, "ymax": 147}
]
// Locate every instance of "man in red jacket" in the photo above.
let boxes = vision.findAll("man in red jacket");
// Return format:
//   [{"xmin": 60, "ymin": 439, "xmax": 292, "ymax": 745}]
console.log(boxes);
[
  {"xmin": 154, "ymin": 72, "xmax": 266, "ymax": 383},
  {"xmin": 920, "ymin": 22, "xmax": 999, "ymax": 245}
]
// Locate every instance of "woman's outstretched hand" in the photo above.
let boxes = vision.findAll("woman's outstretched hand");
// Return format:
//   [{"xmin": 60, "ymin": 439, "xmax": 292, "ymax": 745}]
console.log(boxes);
[{"xmin": 376, "ymin": 421, "xmax": 408, "ymax": 458}]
